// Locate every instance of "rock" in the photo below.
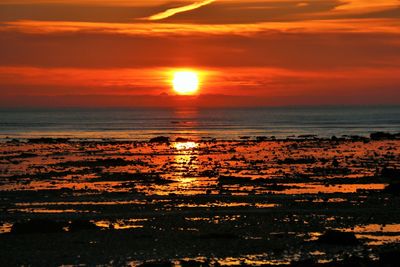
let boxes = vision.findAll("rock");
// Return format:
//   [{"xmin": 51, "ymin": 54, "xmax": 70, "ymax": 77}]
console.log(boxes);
[
  {"xmin": 27, "ymin": 138, "xmax": 70, "ymax": 144},
  {"xmin": 175, "ymin": 137, "xmax": 190, "ymax": 142},
  {"xmin": 69, "ymin": 220, "xmax": 99, "ymax": 232},
  {"xmin": 149, "ymin": 136, "xmax": 170, "ymax": 143},
  {"xmin": 379, "ymin": 250, "xmax": 400, "ymax": 266},
  {"xmin": 218, "ymin": 175, "xmax": 252, "ymax": 185},
  {"xmin": 11, "ymin": 219, "xmax": 65, "ymax": 234},
  {"xmin": 199, "ymin": 232, "xmax": 237, "ymax": 239},
  {"xmin": 290, "ymin": 259, "xmax": 317, "ymax": 267},
  {"xmin": 256, "ymin": 136, "xmax": 268, "ymax": 142},
  {"xmin": 298, "ymin": 134, "xmax": 317, "ymax": 139},
  {"xmin": 332, "ymin": 158, "xmax": 340, "ymax": 168},
  {"xmin": 317, "ymin": 230, "xmax": 359, "ymax": 245},
  {"xmin": 384, "ymin": 183, "xmax": 400, "ymax": 195},
  {"xmin": 370, "ymin": 132, "xmax": 395, "ymax": 140},
  {"xmin": 180, "ymin": 260, "xmax": 210, "ymax": 267},
  {"xmin": 380, "ymin": 167, "xmax": 400, "ymax": 179},
  {"xmin": 200, "ymin": 170, "xmax": 218, "ymax": 178},
  {"xmin": 278, "ymin": 157, "xmax": 316, "ymax": 164},
  {"xmin": 138, "ymin": 261, "xmax": 173, "ymax": 267}
]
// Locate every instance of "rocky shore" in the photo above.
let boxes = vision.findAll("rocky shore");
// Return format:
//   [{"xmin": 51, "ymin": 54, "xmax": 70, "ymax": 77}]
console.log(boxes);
[{"xmin": 1, "ymin": 134, "xmax": 400, "ymax": 266}]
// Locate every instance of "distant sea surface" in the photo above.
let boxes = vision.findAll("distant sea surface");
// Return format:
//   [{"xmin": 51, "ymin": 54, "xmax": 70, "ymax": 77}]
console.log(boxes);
[{"xmin": 0, "ymin": 106, "xmax": 399, "ymax": 140}]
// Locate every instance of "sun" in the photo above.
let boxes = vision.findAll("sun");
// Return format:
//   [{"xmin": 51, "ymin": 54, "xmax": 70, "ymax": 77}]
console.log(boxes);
[{"xmin": 172, "ymin": 71, "xmax": 199, "ymax": 95}]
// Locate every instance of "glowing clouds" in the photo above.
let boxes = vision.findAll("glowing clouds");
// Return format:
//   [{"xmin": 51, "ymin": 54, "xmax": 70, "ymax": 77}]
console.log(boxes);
[{"xmin": 147, "ymin": 0, "xmax": 216, "ymax": 21}]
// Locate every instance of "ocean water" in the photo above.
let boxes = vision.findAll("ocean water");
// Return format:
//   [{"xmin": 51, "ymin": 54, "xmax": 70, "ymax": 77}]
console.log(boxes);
[{"xmin": 0, "ymin": 106, "xmax": 399, "ymax": 140}]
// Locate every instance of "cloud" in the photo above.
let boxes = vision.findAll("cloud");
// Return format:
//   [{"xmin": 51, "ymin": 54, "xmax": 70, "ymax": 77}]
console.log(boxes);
[
  {"xmin": 147, "ymin": 0, "xmax": 215, "ymax": 21},
  {"xmin": 335, "ymin": 0, "xmax": 399, "ymax": 12}
]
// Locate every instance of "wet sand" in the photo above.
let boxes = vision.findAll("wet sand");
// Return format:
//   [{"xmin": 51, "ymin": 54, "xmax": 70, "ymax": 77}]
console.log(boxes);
[{"xmin": 1, "ymin": 136, "xmax": 400, "ymax": 266}]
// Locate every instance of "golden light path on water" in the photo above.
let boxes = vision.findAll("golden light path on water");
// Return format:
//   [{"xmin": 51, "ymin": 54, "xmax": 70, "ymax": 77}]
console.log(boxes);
[{"xmin": 172, "ymin": 141, "xmax": 200, "ymax": 192}]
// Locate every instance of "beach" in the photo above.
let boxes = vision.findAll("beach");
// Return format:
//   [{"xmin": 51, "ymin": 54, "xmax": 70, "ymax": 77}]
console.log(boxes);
[{"xmin": 1, "ymin": 135, "xmax": 400, "ymax": 266}]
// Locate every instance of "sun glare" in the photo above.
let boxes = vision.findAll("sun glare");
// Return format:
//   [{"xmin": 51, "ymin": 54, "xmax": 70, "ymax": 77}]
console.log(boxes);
[{"xmin": 172, "ymin": 71, "xmax": 199, "ymax": 95}]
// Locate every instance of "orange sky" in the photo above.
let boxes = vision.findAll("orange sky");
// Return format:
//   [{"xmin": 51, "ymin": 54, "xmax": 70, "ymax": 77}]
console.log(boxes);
[{"xmin": 0, "ymin": 0, "xmax": 399, "ymax": 107}]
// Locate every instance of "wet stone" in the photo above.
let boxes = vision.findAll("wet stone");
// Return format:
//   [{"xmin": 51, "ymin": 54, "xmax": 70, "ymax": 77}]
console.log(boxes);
[
  {"xmin": 317, "ymin": 230, "xmax": 359, "ymax": 246},
  {"xmin": 11, "ymin": 219, "xmax": 65, "ymax": 234}
]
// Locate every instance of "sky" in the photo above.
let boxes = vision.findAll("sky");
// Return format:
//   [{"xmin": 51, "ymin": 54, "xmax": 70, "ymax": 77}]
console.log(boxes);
[{"xmin": 0, "ymin": 0, "xmax": 399, "ymax": 107}]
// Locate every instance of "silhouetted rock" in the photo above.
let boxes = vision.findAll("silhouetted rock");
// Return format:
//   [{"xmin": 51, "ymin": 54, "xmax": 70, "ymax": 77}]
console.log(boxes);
[
  {"xmin": 138, "ymin": 261, "xmax": 173, "ymax": 267},
  {"xmin": 200, "ymin": 170, "xmax": 218, "ymax": 177},
  {"xmin": 175, "ymin": 137, "xmax": 190, "ymax": 142},
  {"xmin": 317, "ymin": 230, "xmax": 359, "ymax": 245},
  {"xmin": 6, "ymin": 139, "xmax": 20, "ymax": 144},
  {"xmin": 97, "ymin": 172, "xmax": 169, "ymax": 184},
  {"xmin": 218, "ymin": 175, "xmax": 252, "ymax": 184},
  {"xmin": 298, "ymin": 134, "xmax": 317, "ymax": 139},
  {"xmin": 56, "ymin": 158, "xmax": 146, "ymax": 168},
  {"xmin": 291, "ymin": 259, "xmax": 317, "ymax": 267},
  {"xmin": 149, "ymin": 136, "xmax": 170, "ymax": 143},
  {"xmin": 180, "ymin": 260, "xmax": 210, "ymax": 267},
  {"xmin": 69, "ymin": 220, "xmax": 99, "ymax": 232},
  {"xmin": 380, "ymin": 167, "xmax": 400, "ymax": 179},
  {"xmin": 278, "ymin": 157, "xmax": 316, "ymax": 164},
  {"xmin": 199, "ymin": 232, "xmax": 237, "ymax": 239},
  {"xmin": 11, "ymin": 219, "xmax": 65, "ymax": 234},
  {"xmin": 27, "ymin": 138, "xmax": 70, "ymax": 144},
  {"xmin": 256, "ymin": 136, "xmax": 268, "ymax": 142},
  {"xmin": 332, "ymin": 158, "xmax": 340, "ymax": 168},
  {"xmin": 379, "ymin": 250, "xmax": 400, "ymax": 266},
  {"xmin": 348, "ymin": 135, "xmax": 368, "ymax": 141},
  {"xmin": 370, "ymin": 132, "xmax": 395, "ymax": 140},
  {"xmin": 384, "ymin": 183, "xmax": 400, "ymax": 195}
]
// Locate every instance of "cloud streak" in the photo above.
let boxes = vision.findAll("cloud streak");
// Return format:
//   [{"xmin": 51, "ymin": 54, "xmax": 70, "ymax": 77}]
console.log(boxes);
[{"xmin": 147, "ymin": 0, "xmax": 215, "ymax": 20}]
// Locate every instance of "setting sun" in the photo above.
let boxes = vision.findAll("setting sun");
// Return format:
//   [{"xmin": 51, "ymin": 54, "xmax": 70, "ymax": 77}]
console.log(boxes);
[{"xmin": 172, "ymin": 71, "xmax": 199, "ymax": 95}]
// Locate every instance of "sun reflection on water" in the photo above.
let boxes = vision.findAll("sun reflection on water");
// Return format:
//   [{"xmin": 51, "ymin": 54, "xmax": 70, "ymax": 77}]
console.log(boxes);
[
  {"xmin": 173, "ymin": 141, "xmax": 198, "ymax": 151},
  {"xmin": 171, "ymin": 141, "xmax": 201, "ymax": 193}
]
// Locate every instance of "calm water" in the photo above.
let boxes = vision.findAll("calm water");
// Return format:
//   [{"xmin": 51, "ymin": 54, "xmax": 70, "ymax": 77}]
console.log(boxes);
[{"xmin": 0, "ymin": 106, "xmax": 399, "ymax": 140}]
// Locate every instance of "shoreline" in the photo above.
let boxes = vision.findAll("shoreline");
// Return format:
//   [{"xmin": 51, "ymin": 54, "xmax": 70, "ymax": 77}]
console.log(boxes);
[{"xmin": 1, "ymin": 131, "xmax": 399, "ymax": 144}]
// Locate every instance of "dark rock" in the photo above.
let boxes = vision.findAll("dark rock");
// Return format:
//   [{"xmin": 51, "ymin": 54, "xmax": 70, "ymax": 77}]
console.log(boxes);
[
  {"xmin": 27, "ymin": 138, "xmax": 70, "ymax": 144},
  {"xmin": 180, "ymin": 260, "xmax": 210, "ymax": 267},
  {"xmin": 11, "ymin": 219, "xmax": 65, "ymax": 234},
  {"xmin": 97, "ymin": 172, "xmax": 169, "ymax": 184},
  {"xmin": 312, "ymin": 167, "xmax": 350, "ymax": 175},
  {"xmin": 278, "ymin": 157, "xmax": 316, "ymax": 164},
  {"xmin": 370, "ymin": 132, "xmax": 395, "ymax": 140},
  {"xmin": 149, "ymin": 136, "xmax": 170, "ymax": 143},
  {"xmin": 317, "ymin": 230, "xmax": 359, "ymax": 245},
  {"xmin": 298, "ymin": 134, "xmax": 317, "ymax": 139},
  {"xmin": 200, "ymin": 170, "xmax": 218, "ymax": 177},
  {"xmin": 17, "ymin": 152, "xmax": 38, "ymax": 158},
  {"xmin": 256, "ymin": 136, "xmax": 268, "ymax": 142},
  {"xmin": 218, "ymin": 175, "xmax": 252, "ymax": 184},
  {"xmin": 56, "ymin": 158, "xmax": 146, "ymax": 168},
  {"xmin": 332, "ymin": 158, "xmax": 340, "ymax": 168},
  {"xmin": 175, "ymin": 137, "xmax": 190, "ymax": 142},
  {"xmin": 6, "ymin": 139, "xmax": 20, "ymax": 144},
  {"xmin": 379, "ymin": 250, "xmax": 400, "ymax": 266},
  {"xmin": 380, "ymin": 167, "xmax": 400, "ymax": 179},
  {"xmin": 384, "ymin": 183, "xmax": 400, "ymax": 195},
  {"xmin": 199, "ymin": 232, "xmax": 237, "ymax": 239},
  {"xmin": 138, "ymin": 261, "xmax": 173, "ymax": 267},
  {"xmin": 291, "ymin": 259, "xmax": 317, "ymax": 267},
  {"xmin": 69, "ymin": 220, "xmax": 99, "ymax": 232},
  {"xmin": 348, "ymin": 135, "xmax": 368, "ymax": 141}
]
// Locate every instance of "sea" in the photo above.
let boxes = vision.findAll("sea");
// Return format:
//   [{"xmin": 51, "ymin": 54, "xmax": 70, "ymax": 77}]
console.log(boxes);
[{"xmin": 0, "ymin": 106, "xmax": 399, "ymax": 141}]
